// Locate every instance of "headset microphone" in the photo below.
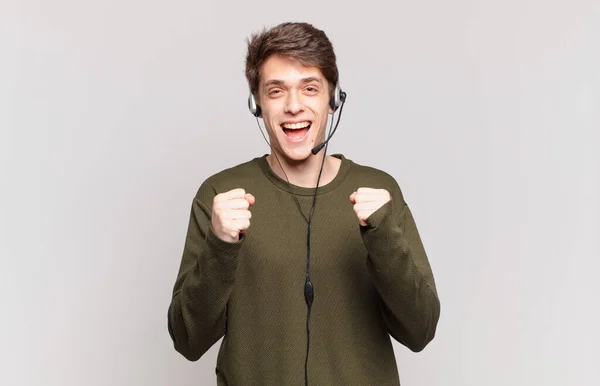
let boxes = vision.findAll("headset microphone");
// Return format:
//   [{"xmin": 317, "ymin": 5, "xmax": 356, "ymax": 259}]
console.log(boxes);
[{"xmin": 311, "ymin": 89, "xmax": 346, "ymax": 155}]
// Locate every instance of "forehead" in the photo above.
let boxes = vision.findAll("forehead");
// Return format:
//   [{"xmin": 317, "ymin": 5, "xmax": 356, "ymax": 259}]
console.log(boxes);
[{"xmin": 259, "ymin": 54, "xmax": 326, "ymax": 86}]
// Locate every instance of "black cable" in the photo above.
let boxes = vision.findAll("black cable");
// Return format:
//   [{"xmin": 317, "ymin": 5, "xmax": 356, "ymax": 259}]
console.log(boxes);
[
  {"xmin": 304, "ymin": 139, "xmax": 328, "ymax": 386},
  {"xmin": 254, "ymin": 102, "xmax": 341, "ymax": 386},
  {"xmin": 255, "ymin": 112, "xmax": 334, "ymax": 225}
]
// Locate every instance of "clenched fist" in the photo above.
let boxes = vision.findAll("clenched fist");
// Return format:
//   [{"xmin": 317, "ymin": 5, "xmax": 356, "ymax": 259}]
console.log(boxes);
[
  {"xmin": 211, "ymin": 188, "xmax": 255, "ymax": 243},
  {"xmin": 349, "ymin": 188, "xmax": 391, "ymax": 226}
]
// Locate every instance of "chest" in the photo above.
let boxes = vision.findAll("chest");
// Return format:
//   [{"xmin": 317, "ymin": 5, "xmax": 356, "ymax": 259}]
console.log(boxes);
[{"xmin": 236, "ymin": 190, "xmax": 369, "ymax": 287}]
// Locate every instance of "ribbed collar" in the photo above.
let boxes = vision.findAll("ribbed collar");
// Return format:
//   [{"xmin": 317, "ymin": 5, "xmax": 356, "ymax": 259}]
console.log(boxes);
[{"xmin": 257, "ymin": 153, "xmax": 351, "ymax": 196}]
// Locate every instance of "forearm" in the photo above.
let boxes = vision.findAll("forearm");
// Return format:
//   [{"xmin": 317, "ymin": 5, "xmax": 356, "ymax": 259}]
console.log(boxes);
[
  {"xmin": 362, "ymin": 200, "xmax": 440, "ymax": 352},
  {"xmin": 167, "ymin": 198, "xmax": 242, "ymax": 361}
]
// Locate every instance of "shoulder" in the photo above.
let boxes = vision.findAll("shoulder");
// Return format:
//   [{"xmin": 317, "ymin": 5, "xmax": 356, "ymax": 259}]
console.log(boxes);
[
  {"xmin": 343, "ymin": 155, "xmax": 401, "ymax": 189},
  {"xmin": 342, "ymin": 155, "xmax": 406, "ymax": 203},
  {"xmin": 194, "ymin": 156, "xmax": 265, "ymax": 204}
]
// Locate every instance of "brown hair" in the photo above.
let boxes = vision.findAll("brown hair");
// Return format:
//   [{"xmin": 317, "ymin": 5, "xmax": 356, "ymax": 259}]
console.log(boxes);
[{"xmin": 245, "ymin": 22, "xmax": 339, "ymax": 99}]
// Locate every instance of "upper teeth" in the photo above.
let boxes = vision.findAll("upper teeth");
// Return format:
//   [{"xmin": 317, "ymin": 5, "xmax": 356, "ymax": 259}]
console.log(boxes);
[{"xmin": 282, "ymin": 121, "xmax": 310, "ymax": 129}]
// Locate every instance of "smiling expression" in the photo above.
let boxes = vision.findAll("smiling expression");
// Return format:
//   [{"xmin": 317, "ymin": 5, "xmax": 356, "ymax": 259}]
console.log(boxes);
[{"xmin": 257, "ymin": 54, "xmax": 333, "ymax": 163}]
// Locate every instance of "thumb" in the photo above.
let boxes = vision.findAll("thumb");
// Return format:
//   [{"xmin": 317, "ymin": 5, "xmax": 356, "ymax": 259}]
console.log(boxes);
[{"xmin": 245, "ymin": 193, "xmax": 256, "ymax": 207}]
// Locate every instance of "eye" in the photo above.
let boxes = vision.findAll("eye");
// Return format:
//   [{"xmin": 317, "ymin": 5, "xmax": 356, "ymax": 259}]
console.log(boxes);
[
  {"xmin": 268, "ymin": 89, "xmax": 283, "ymax": 97},
  {"xmin": 305, "ymin": 86, "xmax": 319, "ymax": 94}
]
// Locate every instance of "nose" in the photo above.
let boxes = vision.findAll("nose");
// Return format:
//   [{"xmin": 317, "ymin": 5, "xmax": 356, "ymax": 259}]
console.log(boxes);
[{"xmin": 284, "ymin": 91, "xmax": 304, "ymax": 115}]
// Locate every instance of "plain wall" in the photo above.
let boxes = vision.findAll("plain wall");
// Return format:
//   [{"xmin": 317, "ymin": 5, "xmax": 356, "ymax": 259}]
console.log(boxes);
[{"xmin": 1, "ymin": 0, "xmax": 598, "ymax": 385}]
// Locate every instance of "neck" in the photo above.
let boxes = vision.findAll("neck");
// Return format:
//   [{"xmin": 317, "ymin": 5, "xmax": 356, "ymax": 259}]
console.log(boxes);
[{"xmin": 267, "ymin": 152, "xmax": 341, "ymax": 188}]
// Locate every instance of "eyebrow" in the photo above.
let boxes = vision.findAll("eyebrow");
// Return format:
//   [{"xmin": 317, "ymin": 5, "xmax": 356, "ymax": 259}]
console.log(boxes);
[{"xmin": 263, "ymin": 77, "xmax": 323, "ymax": 88}]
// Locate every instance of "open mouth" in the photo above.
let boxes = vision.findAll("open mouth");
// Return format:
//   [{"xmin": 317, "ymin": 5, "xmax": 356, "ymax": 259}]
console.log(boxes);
[{"xmin": 281, "ymin": 121, "xmax": 312, "ymax": 141}]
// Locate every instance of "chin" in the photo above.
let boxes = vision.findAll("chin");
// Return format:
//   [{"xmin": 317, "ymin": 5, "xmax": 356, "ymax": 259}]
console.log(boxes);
[
  {"xmin": 270, "ymin": 126, "xmax": 325, "ymax": 162},
  {"xmin": 280, "ymin": 147, "xmax": 313, "ymax": 162}
]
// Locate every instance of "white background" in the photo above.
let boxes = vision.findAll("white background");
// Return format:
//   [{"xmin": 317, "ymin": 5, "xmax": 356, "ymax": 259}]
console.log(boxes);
[{"xmin": 1, "ymin": 0, "xmax": 598, "ymax": 385}]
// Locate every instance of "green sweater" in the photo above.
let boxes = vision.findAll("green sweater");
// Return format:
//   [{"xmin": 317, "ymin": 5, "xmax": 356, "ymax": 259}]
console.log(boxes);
[{"xmin": 167, "ymin": 154, "xmax": 440, "ymax": 385}]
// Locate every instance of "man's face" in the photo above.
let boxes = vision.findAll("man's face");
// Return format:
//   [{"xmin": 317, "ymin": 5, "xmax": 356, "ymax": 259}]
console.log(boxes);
[{"xmin": 257, "ymin": 54, "xmax": 333, "ymax": 163}]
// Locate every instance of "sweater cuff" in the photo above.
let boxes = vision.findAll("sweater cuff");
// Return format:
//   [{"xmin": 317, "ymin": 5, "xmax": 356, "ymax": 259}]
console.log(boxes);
[
  {"xmin": 205, "ymin": 224, "xmax": 245, "ymax": 257},
  {"xmin": 363, "ymin": 199, "xmax": 395, "ymax": 229}
]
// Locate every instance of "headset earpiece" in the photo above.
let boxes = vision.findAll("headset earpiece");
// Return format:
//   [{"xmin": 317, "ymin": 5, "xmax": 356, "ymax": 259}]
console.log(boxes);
[
  {"xmin": 250, "ymin": 84, "xmax": 344, "ymax": 117},
  {"xmin": 248, "ymin": 92, "xmax": 261, "ymax": 117},
  {"xmin": 329, "ymin": 83, "xmax": 345, "ymax": 112}
]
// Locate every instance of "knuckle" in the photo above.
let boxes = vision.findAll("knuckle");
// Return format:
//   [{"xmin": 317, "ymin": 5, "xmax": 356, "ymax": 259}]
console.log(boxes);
[{"xmin": 232, "ymin": 188, "xmax": 245, "ymax": 198}]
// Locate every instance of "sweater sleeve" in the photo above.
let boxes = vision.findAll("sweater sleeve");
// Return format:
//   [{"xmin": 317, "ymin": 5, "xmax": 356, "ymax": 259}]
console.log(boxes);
[
  {"xmin": 360, "ymin": 185, "xmax": 440, "ymax": 352},
  {"xmin": 167, "ymin": 190, "xmax": 244, "ymax": 361}
]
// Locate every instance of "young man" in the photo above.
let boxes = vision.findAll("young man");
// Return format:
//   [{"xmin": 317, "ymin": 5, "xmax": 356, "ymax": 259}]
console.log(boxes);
[{"xmin": 167, "ymin": 22, "xmax": 440, "ymax": 385}]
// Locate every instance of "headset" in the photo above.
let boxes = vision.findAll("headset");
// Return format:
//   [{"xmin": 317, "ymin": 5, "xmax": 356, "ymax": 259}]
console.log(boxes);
[
  {"xmin": 248, "ymin": 81, "xmax": 346, "ymax": 386},
  {"xmin": 248, "ymin": 82, "xmax": 345, "ymax": 118}
]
